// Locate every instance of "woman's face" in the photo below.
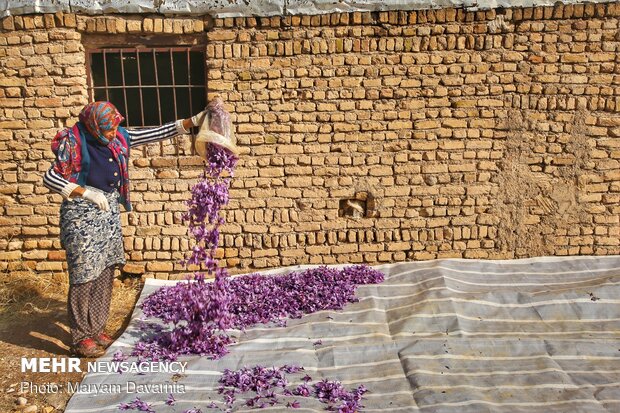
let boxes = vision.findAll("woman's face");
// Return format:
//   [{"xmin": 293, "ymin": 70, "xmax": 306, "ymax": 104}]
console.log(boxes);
[{"xmin": 102, "ymin": 127, "xmax": 117, "ymax": 140}]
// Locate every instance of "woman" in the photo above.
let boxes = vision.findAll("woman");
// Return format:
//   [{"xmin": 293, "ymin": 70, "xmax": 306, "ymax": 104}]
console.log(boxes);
[{"xmin": 43, "ymin": 101, "xmax": 206, "ymax": 357}]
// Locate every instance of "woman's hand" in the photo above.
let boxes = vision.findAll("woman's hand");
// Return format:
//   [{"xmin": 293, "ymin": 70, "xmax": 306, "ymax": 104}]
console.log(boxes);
[
  {"xmin": 81, "ymin": 189, "xmax": 110, "ymax": 212},
  {"xmin": 181, "ymin": 109, "xmax": 208, "ymax": 133},
  {"xmin": 190, "ymin": 110, "xmax": 208, "ymax": 128}
]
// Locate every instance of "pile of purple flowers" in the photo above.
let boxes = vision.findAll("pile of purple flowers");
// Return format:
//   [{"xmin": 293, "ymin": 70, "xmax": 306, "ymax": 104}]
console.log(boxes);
[
  {"xmin": 314, "ymin": 379, "xmax": 368, "ymax": 413},
  {"xmin": 216, "ymin": 365, "xmax": 367, "ymax": 412},
  {"xmin": 131, "ymin": 270, "xmax": 233, "ymax": 361},
  {"xmin": 132, "ymin": 264, "xmax": 383, "ymax": 361}
]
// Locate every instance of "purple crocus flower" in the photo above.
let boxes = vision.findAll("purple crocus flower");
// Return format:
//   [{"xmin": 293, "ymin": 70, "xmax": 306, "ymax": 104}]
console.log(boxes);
[
  {"xmin": 118, "ymin": 397, "xmax": 154, "ymax": 412},
  {"xmin": 287, "ymin": 400, "xmax": 301, "ymax": 408},
  {"xmin": 165, "ymin": 393, "xmax": 176, "ymax": 406}
]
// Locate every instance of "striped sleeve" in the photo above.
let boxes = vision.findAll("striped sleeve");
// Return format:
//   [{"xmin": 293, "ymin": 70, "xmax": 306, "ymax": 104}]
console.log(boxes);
[
  {"xmin": 43, "ymin": 167, "xmax": 79, "ymax": 199},
  {"xmin": 128, "ymin": 120, "xmax": 188, "ymax": 148}
]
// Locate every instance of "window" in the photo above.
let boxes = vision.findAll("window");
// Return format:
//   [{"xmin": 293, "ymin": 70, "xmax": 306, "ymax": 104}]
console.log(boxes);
[{"xmin": 86, "ymin": 47, "xmax": 206, "ymax": 127}]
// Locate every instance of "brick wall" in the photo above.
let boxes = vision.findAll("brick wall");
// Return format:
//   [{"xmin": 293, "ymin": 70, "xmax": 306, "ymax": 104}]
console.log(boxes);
[{"xmin": 1, "ymin": 3, "xmax": 619, "ymax": 280}]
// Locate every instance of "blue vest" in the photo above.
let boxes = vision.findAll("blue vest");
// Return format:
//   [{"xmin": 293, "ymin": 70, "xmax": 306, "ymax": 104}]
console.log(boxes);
[{"xmin": 75, "ymin": 122, "xmax": 132, "ymax": 210}]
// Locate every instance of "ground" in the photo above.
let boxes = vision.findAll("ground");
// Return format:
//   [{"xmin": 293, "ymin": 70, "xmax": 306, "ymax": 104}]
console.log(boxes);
[{"xmin": 0, "ymin": 271, "xmax": 141, "ymax": 412}]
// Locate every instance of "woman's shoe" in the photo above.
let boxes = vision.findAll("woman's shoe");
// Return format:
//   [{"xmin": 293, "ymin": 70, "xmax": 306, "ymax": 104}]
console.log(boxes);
[
  {"xmin": 94, "ymin": 332, "xmax": 114, "ymax": 348},
  {"xmin": 71, "ymin": 338, "xmax": 105, "ymax": 358}
]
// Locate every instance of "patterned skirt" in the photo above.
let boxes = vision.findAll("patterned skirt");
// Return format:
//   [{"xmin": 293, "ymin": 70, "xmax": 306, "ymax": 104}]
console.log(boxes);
[{"xmin": 60, "ymin": 187, "xmax": 126, "ymax": 285}]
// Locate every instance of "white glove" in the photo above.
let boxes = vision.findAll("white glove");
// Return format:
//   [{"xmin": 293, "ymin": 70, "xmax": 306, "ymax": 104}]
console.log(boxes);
[
  {"xmin": 82, "ymin": 189, "xmax": 110, "ymax": 212},
  {"xmin": 190, "ymin": 110, "xmax": 208, "ymax": 128}
]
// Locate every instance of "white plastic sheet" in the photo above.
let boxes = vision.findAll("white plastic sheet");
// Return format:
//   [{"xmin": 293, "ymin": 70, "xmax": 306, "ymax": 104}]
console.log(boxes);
[{"xmin": 66, "ymin": 255, "xmax": 620, "ymax": 412}]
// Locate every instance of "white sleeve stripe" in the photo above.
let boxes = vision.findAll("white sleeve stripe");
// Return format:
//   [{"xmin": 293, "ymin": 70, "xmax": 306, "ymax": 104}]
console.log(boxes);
[
  {"xmin": 47, "ymin": 169, "xmax": 68, "ymax": 184},
  {"xmin": 130, "ymin": 123, "xmax": 176, "ymax": 136},
  {"xmin": 132, "ymin": 125, "xmax": 176, "ymax": 142},
  {"xmin": 43, "ymin": 180, "xmax": 64, "ymax": 192},
  {"xmin": 128, "ymin": 122, "xmax": 179, "ymax": 148},
  {"xmin": 43, "ymin": 180, "xmax": 62, "ymax": 193},
  {"xmin": 45, "ymin": 179, "xmax": 64, "ymax": 191},
  {"xmin": 44, "ymin": 169, "xmax": 62, "ymax": 186},
  {"xmin": 43, "ymin": 169, "xmax": 68, "ymax": 192},
  {"xmin": 44, "ymin": 169, "xmax": 81, "ymax": 199}
]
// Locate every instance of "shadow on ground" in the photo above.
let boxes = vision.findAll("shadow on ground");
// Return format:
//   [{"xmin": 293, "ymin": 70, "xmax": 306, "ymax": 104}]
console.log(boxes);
[{"xmin": 0, "ymin": 273, "xmax": 141, "ymax": 412}]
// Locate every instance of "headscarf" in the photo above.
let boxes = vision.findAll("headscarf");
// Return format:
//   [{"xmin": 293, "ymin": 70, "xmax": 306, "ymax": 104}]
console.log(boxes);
[
  {"xmin": 79, "ymin": 101, "xmax": 124, "ymax": 144},
  {"xmin": 79, "ymin": 102, "xmax": 131, "ymax": 210}
]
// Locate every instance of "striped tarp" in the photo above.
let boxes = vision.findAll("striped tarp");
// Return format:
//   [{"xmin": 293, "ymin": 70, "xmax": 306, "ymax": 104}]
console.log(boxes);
[{"xmin": 65, "ymin": 256, "xmax": 620, "ymax": 412}]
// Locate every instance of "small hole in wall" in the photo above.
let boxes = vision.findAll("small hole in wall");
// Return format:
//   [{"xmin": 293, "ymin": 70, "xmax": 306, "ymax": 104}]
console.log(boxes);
[
  {"xmin": 340, "ymin": 199, "xmax": 366, "ymax": 218},
  {"xmin": 339, "ymin": 192, "xmax": 377, "ymax": 218}
]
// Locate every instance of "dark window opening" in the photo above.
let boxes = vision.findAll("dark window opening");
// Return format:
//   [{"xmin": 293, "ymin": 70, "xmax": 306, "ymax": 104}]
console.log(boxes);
[{"xmin": 87, "ymin": 47, "xmax": 206, "ymax": 128}]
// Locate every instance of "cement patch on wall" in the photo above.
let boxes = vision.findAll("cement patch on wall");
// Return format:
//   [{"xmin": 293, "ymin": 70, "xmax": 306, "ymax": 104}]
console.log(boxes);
[{"xmin": 0, "ymin": 0, "xmax": 612, "ymax": 17}]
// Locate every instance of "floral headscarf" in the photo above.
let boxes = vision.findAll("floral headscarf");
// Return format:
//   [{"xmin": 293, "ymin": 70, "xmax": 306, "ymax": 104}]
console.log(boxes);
[{"xmin": 79, "ymin": 101, "xmax": 125, "ymax": 144}]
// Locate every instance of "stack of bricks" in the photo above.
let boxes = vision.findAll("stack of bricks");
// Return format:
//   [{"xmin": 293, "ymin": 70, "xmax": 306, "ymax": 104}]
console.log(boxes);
[{"xmin": 0, "ymin": 2, "xmax": 619, "ymax": 280}]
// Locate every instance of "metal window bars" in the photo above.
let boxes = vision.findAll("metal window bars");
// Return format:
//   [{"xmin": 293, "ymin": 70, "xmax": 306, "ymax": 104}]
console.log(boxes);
[{"xmin": 87, "ymin": 47, "xmax": 206, "ymax": 157}]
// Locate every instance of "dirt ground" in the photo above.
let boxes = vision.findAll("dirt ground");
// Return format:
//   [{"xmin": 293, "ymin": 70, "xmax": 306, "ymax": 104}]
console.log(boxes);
[{"xmin": 0, "ymin": 271, "xmax": 141, "ymax": 412}]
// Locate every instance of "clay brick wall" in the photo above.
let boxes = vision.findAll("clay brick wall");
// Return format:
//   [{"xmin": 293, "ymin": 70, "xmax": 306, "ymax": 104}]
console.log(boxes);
[{"xmin": 0, "ymin": 3, "xmax": 619, "ymax": 280}]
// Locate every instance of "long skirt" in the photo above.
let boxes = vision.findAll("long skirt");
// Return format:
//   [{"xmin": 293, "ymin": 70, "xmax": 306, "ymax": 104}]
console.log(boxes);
[
  {"xmin": 60, "ymin": 187, "xmax": 125, "ymax": 344},
  {"xmin": 60, "ymin": 187, "xmax": 125, "ymax": 285}
]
